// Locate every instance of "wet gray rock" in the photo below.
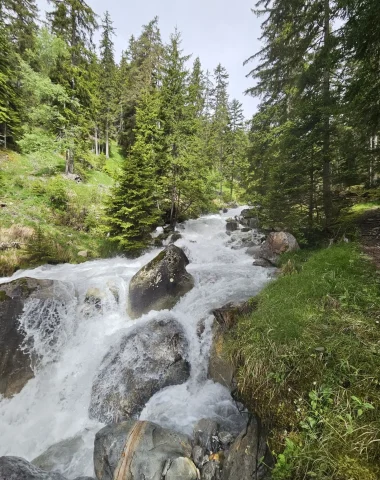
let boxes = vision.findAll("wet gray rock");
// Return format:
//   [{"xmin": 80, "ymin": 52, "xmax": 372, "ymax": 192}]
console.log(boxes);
[
  {"xmin": 192, "ymin": 445, "xmax": 205, "ymax": 468},
  {"xmin": 165, "ymin": 457, "xmax": 199, "ymax": 480},
  {"xmin": 89, "ymin": 317, "xmax": 190, "ymax": 423},
  {"xmin": 0, "ymin": 456, "xmax": 66, "ymax": 480},
  {"xmin": 225, "ymin": 220, "xmax": 239, "ymax": 232},
  {"xmin": 217, "ymin": 432, "xmax": 234, "ymax": 447},
  {"xmin": 253, "ymin": 258, "xmax": 272, "ymax": 268},
  {"xmin": 209, "ymin": 302, "xmax": 255, "ymax": 390},
  {"xmin": 0, "ymin": 277, "xmax": 71, "ymax": 398},
  {"xmin": 32, "ymin": 434, "xmax": 84, "ymax": 476},
  {"xmin": 221, "ymin": 418, "xmax": 272, "ymax": 480},
  {"xmin": 169, "ymin": 232, "xmax": 182, "ymax": 243},
  {"xmin": 73, "ymin": 477, "xmax": 95, "ymax": 480},
  {"xmin": 259, "ymin": 231, "xmax": 299, "ymax": 266},
  {"xmin": 193, "ymin": 419, "xmax": 220, "ymax": 453},
  {"xmin": 128, "ymin": 245, "xmax": 194, "ymax": 319},
  {"xmin": 245, "ymin": 245, "xmax": 261, "ymax": 257},
  {"xmin": 94, "ymin": 420, "xmax": 192, "ymax": 480},
  {"xmin": 201, "ymin": 461, "xmax": 221, "ymax": 480}
]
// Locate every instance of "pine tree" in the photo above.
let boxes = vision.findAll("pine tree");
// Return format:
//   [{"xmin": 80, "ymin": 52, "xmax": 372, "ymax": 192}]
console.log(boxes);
[
  {"xmin": 159, "ymin": 30, "xmax": 191, "ymax": 226},
  {"xmin": 105, "ymin": 90, "xmax": 161, "ymax": 253},
  {"xmin": 118, "ymin": 18, "xmax": 163, "ymax": 154},
  {"xmin": 211, "ymin": 63, "xmax": 230, "ymax": 194},
  {"xmin": 99, "ymin": 11, "xmax": 116, "ymax": 158},
  {"xmin": 245, "ymin": 0, "xmax": 344, "ymax": 229},
  {"xmin": 0, "ymin": 25, "xmax": 19, "ymax": 148},
  {"xmin": 1, "ymin": 0, "xmax": 38, "ymax": 55},
  {"xmin": 47, "ymin": 0, "xmax": 98, "ymax": 174},
  {"xmin": 226, "ymin": 99, "xmax": 246, "ymax": 200}
]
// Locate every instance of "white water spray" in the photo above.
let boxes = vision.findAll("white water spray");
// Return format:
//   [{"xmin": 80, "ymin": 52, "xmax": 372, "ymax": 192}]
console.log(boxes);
[{"xmin": 0, "ymin": 208, "xmax": 271, "ymax": 478}]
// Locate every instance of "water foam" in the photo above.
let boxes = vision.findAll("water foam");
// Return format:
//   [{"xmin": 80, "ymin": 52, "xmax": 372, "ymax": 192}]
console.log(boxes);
[{"xmin": 0, "ymin": 207, "xmax": 272, "ymax": 478}]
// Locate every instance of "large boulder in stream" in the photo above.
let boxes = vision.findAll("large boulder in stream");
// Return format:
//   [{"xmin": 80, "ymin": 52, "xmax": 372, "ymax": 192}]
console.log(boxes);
[
  {"xmin": 128, "ymin": 245, "xmax": 194, "ymax": 319},
  {"xmin": 0, "ymin": 456, "xmax": 66, "ymax": 480},
  {"xmin": 258, "ymin": 231, "xmax": 299, "ymax": 266},
  {"xmin": 89, "ymin": 317, "xmax": 190, "ymax": 423},
  {"xmin": 0, "ymin": 277, "xmax": 71, "ymax": 397},
  {"xmin": 94, "ymin": 420, "xmax": 197, "ymax": 480}
]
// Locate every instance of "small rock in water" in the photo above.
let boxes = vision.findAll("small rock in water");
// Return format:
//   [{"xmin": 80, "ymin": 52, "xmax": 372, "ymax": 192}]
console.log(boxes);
[
  {"xmin": 32, "ymin": 434, "xmax": 84, "ymax": 475},
  {"xmin": 193, "ymin": 419, "xmax": 220, "ymax": 453},
  {"xmin": 0, "ymin": 456, "xmax": 67, "ymax": 480},
  {"xmin": 217, "ymin": 431, "xmax": 234, "ymax": 447},
  {"xmin": 201, "ymin": 461, "xmax": 221, "ymax": 480},
  {"xmin": 192, "ymin": 445, "xmax": 205, "ymax": 468},
  {"xmin": 165, "ymin": 457, "xmax": 199, "ymax": 480},
  {"xmin": 225, "ymin": 220, "xmax": 238, "ymax": 232}
]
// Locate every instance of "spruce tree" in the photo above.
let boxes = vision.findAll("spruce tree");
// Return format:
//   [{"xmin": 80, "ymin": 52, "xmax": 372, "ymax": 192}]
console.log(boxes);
[
  {"xmin": 47, "ymin": 0, "xmax": 98, "ymax": 174},
  {"xmin": 118, "ymin": 18, "xmax": 163, "ymax": 154},
  {"xmin": 105, "ymin": 90, "xmax": 161, "ymax": 253},
  {"xmin": 226, "ymin": 99, "xmax": 246, "ymax": 200},
  {"xmin": 210, "ymin": 63, "xmax": 230, "ymax": 195},
  {"xmin": 99, "ymin": 11, "xmax": 116, "ymax": 158},
  {"xmin": 1, "ymin": 0, "xmax": 38, "ymax": 55},
  {"xmin": 0, "ymin": 25, "xmax": 19, "ymax": 148}
]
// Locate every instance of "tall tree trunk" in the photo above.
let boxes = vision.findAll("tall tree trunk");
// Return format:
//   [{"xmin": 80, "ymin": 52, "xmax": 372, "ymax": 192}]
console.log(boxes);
[
  {"xmin": 230, "ymin": 156, "xmax": 235, "ymax": 201},
  {"xmin": 105, "ymin": 120, "xmax": 109, "ymax": 158},
  {"xmin": 95, "ymin": 126, "xmax": 99, "ymax": 156},
  {"xmin": 4, "ymin": 123, "xmax": 6, "ymax": 149},
  {"xmin": 322, "ymin": 0, "xmax": 332, "ymax": 228},
  {"xmin": 65, "ymin": 149, "xmax": 74, "ymax": 174},
  {"xmin": 308, "ymin": 157, "xmax": 314, "ymax": 229}
]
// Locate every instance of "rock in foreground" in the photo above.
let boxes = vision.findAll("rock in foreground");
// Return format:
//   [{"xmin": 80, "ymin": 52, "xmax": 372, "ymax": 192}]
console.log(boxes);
[
  {"xmin": 128, "ymin": 245, "xmax": 194, "ymax": 319},
  {"xmin": 89, "ymin": 317, "xmax": 190, "ymax": 423},
  {"xmin": 94, "ymin": 420, "xmax": 195, "ymax": 480},
  {"xmin": 0, "ymin": 456, "xmax": 66, "ymax": 480}
]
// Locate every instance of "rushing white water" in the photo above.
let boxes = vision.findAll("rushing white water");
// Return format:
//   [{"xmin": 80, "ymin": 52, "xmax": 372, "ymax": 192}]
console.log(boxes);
[{"xmin": 0, "ymin": 207, "xmax": 272, "ymax": 478}]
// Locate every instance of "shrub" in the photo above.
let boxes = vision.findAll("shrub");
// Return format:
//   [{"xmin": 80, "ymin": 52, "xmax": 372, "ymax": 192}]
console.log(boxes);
[{"xmin": 46, "ymin": 176, "xmax": 69, "ymax": 210}]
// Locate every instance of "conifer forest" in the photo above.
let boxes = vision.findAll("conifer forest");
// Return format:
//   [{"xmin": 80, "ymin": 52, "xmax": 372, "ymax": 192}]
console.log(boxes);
[{"xmin": 1, "ymin": 2, "xmax": 380, "ymax": 480}]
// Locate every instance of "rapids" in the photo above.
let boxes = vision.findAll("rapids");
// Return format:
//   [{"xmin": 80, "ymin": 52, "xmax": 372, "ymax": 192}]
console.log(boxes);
[{"xmin": 0, "ymin": 207, "xmax": 272, "ymax": 478}]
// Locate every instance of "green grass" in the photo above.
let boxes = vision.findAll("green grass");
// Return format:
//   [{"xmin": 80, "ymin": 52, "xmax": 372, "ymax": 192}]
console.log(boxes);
[
  {"xmin": 0, "ymin": 147, "xmax": 122, "ymax": 275},
  {"xmin": 226, "ymin": 243, "xmax": 380, "ymax": 480}
]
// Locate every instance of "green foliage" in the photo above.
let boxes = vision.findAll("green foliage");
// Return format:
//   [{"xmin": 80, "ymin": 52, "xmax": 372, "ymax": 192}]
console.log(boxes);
[
  {"xmin": 105, "ymin": 89, "xmax": 162, "ymax": 253},
  {"xmin": 46, "ymin": 176, "xmax": 69, "ymax": 210},
  {"xmin": 227, "ymin": 243, "xmax": 380, "ymax": 479}
]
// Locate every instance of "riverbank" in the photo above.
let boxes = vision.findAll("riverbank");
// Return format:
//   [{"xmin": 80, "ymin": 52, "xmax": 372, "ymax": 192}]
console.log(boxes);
[
  {"xmin": 226, "ymin": 213, "xmax": 380, "ymax": 479},
  {"xmin": 0, "ymin": 148, "xmax": 123, "ymax": 276}
]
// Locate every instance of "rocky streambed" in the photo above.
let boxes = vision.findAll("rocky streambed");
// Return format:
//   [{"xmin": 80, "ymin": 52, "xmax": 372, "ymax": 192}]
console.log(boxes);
[{"xmin": 0, "ymin": 207, "xmax": 298, "ymax": 480}]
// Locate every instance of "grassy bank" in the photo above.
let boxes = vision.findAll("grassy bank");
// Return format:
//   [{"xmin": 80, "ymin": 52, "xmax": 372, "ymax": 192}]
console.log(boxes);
[
  {"xmin": 0, "ymin": 148, "xmax": 122, "ymax": 276},
  {"xmin": 227, "ymin": 242, "xmax": 380, "ymax": 479}
]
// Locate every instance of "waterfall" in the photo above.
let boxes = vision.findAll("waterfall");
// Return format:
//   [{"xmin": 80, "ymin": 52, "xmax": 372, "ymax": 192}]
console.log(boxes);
[{"xmin": 0, "ymin": 207, "xmax": 271, "ymax": 478}]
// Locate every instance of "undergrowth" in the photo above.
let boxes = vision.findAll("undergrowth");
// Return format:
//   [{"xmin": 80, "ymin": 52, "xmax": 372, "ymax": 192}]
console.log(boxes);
[
  {"xmin": 0, "ymin": 147, "xmax": 121, "ymax": 275},
  {"xmin": 226, "ymin": 243, "xmax": 380, "ymax": 480}
]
